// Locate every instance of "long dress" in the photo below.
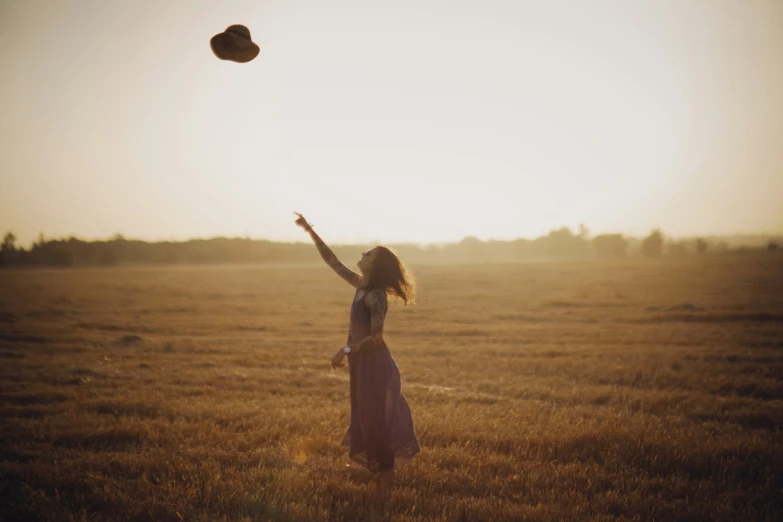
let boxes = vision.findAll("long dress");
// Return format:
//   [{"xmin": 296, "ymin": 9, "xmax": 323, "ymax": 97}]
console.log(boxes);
[{"xmin": 340, "ymin": 294, "xmax": 420, "ymax": 472}]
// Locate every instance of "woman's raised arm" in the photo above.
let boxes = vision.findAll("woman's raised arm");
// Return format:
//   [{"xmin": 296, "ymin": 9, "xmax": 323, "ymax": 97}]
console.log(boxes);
[{"xmin": 294, "ymin": 212, "xmax": 362, "ymax": 288}]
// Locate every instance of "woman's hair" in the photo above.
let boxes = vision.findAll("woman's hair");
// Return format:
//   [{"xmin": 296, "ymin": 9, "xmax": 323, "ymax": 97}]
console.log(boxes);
[{"xmin": 362, "ymin": 246, "xmax": 415, "ymax": 305}]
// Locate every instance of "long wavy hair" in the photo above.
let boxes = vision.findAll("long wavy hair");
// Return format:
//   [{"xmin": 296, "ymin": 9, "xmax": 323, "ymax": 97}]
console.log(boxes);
[{"xmin": 362, "ymin": 246, "xmax": 415, "ymax": 305}]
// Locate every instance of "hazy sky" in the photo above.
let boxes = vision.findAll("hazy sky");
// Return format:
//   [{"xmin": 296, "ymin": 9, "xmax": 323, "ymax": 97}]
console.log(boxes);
[{"xmin": 1, "ymin": 0, "xmax": 781, "ymax": 246}]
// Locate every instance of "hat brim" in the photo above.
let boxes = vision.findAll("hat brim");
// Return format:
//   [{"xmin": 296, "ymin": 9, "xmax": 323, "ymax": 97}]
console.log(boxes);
[{"xmin": 210, "ymin": 32, "xmax": 259, "ymax": 63}]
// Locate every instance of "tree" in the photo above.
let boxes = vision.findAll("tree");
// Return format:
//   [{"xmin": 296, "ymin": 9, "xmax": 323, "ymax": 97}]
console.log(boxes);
[
  {"xmin": 545, "ymin": 227, "xmax": 589, "ymax": 258},
  {"xmin": 1, "ymin": 232, "xmax": 16, "ymax": 252},
  {"xmin": 695, "ymin": 238, "xmax": 708, "ymax": 255},
  {"xmin": 592, "ymin": 234, "xmax": 627, "ymax": 258},
  {"xmin": 457, "ymin": 236, "xmax": 483, "ymax": 261},
  {"xmin": 1, "ymin": 232, "xmax": 17, "ymax": 266},
  {"xmin": 640, "ymin": 229, "xmax": 664, "ymax": 258}
]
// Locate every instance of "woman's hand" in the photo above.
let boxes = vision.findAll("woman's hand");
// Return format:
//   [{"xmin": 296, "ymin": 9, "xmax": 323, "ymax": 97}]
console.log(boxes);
[
  {"xmin": 293, "ymin": 212, "xmax": 312, "ymax": 232},
  {"xmin": 331, "ymin": 348, "xmax": 347, "ymax": 369}
]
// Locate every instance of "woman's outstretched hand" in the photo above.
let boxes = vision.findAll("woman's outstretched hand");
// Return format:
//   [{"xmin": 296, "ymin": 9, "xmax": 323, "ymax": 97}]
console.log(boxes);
[{"xmin": 293, "ymin": 212, "xmax": 312, "ymax": 232}]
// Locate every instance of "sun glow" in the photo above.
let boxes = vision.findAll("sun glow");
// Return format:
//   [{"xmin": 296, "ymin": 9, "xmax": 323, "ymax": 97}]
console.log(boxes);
[{"xmin": 1, "ymin": 0, "xmax": 781, "ymax": 246}]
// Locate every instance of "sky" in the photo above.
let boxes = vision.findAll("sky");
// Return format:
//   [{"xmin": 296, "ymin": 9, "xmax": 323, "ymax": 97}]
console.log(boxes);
[{"xmin": 1, "ymin": 0, "xmax": 781, "ymax": 247}]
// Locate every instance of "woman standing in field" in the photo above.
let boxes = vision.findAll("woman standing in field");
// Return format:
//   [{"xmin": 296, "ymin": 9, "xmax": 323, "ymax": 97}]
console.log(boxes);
[{"xmin": 294, "ymin": 212, "xmax": 420, "ymax": 498}]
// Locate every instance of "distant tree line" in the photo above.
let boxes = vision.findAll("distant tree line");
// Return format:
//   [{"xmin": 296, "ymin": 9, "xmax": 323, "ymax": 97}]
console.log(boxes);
[{"xmin": 0, "ymin": 228, "xmax": 779, "ymax": 268}]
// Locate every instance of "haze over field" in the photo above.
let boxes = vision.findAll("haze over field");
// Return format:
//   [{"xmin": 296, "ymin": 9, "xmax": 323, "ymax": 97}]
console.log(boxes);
[
  {"xmin": 1, "ymin": 258, "xmax": 782, "ymax": 520},
  {"xmin": 2, "ymin": 0, "xmax": 783, "ymax": 245}
]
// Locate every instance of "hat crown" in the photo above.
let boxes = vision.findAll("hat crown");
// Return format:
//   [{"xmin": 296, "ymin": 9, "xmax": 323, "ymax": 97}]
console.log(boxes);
[
  {"xmin": 226, "ymin": 25, "xmax": 252, "ymax": 40},
  {"xmin": 210, "ymin": 24, "xmax": 259, "ymax": 63}
]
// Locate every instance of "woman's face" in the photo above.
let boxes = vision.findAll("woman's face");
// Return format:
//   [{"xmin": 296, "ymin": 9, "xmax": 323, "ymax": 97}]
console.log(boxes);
[{"xmin": 357, "ymin": 247, "xmax": 379, "ymax": 276}]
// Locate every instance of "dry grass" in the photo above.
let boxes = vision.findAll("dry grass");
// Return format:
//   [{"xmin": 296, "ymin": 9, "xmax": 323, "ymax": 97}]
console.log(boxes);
[{"xmin": 1, "ymin": 256, "xmax": 782, "ymax": 521}]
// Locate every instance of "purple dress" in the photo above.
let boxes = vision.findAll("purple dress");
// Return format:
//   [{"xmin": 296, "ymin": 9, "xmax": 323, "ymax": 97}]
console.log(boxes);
[{"xmin": 340, "ymin": 294, "xmax": 420, "ymax": 471}]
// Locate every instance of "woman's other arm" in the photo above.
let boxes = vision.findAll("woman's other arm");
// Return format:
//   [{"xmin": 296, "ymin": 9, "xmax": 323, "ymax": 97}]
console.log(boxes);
[
  {"xmin": 350, "ymin": 289, "xmax": 387, "ymax": 351},
  {"xmin": 331, "ymin": 289, "xmax": 387, "ymax": 368}
]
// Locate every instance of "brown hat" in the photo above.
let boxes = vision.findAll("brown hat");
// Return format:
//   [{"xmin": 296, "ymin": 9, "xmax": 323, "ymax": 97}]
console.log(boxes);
[{"xmin": 210, "ymin": 25, "xmax": 260, "ymax": 63}]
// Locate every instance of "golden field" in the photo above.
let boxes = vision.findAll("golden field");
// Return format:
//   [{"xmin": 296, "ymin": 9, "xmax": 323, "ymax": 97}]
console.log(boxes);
[{"xmin": 1, "ymin": 255, "xmax": 782, "ymax": 521}]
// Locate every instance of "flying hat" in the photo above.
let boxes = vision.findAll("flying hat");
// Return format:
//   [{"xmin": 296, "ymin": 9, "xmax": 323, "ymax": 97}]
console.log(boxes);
[{"xmin": 210, "ymin": 25, "xmax": 260, "ymax": 63}]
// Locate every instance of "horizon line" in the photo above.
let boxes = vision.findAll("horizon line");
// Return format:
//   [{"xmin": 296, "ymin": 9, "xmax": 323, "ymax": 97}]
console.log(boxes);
[{"xmin": 8, "ymin": 228, "xmax": 783, "ymax": 250}]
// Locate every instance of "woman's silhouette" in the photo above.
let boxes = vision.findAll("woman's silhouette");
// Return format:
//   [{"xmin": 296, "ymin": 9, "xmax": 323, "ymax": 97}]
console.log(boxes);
[{"xmin": 294, "ymin": 212, "xmax": 420, "ymax": 498}]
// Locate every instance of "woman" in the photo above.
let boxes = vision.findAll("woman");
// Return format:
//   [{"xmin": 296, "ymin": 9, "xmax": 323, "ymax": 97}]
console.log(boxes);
[{"xmin": 294, "ymin": 212, "xmax": 420, "ymax": 497}]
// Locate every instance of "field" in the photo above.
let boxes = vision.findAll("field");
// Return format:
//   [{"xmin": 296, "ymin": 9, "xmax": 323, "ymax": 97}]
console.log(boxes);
[{"xmin": 1, "ymin": 256, "xmax": 782, "ymax": 521}]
